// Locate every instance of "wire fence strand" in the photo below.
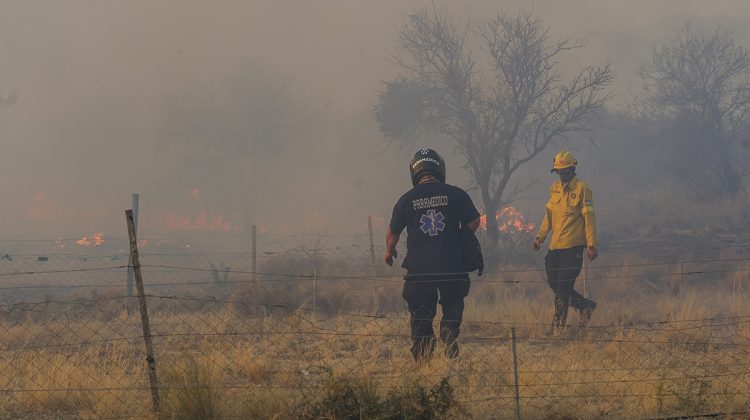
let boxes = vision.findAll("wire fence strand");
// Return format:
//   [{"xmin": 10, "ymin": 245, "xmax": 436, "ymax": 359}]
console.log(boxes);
[{"xmin": 1, "ymin": 233, "xmax": 750, "ymax": 418}]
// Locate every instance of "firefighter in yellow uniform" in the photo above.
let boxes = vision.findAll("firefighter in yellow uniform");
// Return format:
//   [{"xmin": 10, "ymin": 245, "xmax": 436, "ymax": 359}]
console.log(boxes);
[{"xmin": 533, "ymin": 150, "xmax": 598, "ymax": 331}]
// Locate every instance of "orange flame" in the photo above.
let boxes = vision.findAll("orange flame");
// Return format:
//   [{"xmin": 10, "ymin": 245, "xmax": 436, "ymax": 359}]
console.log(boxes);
[
  {"xmin": 479, "ymin": 206, "xmax": 535, "ymax": 233},
  {"xmin": 76, "ymin": 232, "xmax": 104, "ymax": 247}
]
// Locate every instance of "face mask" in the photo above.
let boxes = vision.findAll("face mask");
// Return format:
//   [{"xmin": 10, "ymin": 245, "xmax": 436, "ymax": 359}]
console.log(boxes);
[{"xmin": 557, "ymin": 169, "xmax": 574, "ymax": 183}]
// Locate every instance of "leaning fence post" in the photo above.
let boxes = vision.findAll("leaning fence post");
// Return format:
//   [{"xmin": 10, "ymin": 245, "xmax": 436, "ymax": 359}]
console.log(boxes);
[
  {"xmin": 126, "ymin": 193, "xmax": 139, "ymax": 313},
  {"xmin": 511, "ymin": 327, "xmax": 521, "ymax": 420},
  {"xmin": 126, "ymin": 209, "xmax": 160, "ymax": 413}
]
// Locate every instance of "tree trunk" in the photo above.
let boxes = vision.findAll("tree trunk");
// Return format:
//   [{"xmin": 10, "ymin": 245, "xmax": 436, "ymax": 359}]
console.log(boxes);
[
  {"xmin": 718, "ymin": 146, "xmax": 741, "ymax": 197},
  {"xmin": 484, "ymin": 201, "xmax": 499, "ymax": 245}
]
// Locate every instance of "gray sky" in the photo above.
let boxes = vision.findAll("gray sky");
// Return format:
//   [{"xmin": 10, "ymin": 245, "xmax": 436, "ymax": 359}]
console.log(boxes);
[{"xmin": 0, "ymin": 0, "xmax": 748, "ymax": 245}]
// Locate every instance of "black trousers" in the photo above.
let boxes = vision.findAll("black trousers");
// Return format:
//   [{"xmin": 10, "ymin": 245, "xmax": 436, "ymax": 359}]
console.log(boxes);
[
  {"xmin": 402, "ymin": 274, "xmax": 470, "ymax": 360},
  {"xmin": 544, "ymin": 245, "xmax": 587, "ymax": 307}
]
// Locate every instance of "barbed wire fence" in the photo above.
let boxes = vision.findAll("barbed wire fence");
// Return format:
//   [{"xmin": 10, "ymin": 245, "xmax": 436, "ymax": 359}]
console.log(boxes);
[{"xmin": 0, "ymin": 216, "xmax": 749, "ymax": 418}]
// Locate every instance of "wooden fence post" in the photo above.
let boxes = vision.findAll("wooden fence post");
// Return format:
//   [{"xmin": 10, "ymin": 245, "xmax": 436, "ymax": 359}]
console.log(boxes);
[
  {"xmin": 312, "ymin": 236, "xmax": 320, "ymax": 322},
  {"xmin": 126, "ymin": 209, "xmax": 160, "ymax": 413},
  {"xmin": 368, "ymin": 215, "xmax": 378, "ymax": 314},
  {"xmin": 126, "ymin": 193, "xmax": 139, "ymax": 312},
  {"xmin": 582, "ymin": 258, "xmax": 588, "ymax": 298},
  {"xmin": 367, "ymin": 215, "xmax": 376, "ymax": 277},
  {"xmin": 251, "ymin": 224, "xmax": 257, "ymax": 311},
  {"xmin": 251, "ymin": 224, "xmax": 257, "ymax": 279}
]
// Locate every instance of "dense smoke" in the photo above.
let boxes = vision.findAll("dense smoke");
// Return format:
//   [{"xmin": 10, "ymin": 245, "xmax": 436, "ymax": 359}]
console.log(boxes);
[{"xmin": 0, "ymin": 0, "xmax": 748, "ymax": 247}]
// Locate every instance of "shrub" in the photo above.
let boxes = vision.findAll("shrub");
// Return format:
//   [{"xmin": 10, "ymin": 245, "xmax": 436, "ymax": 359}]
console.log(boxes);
[
  {"xmin": 296, "ymin": 375, "xmax": 458, "ymax": 419},
  {"xmin": 160, "ymin": 357, "xmax": 222, "ymax": 420},
  {"xmin": 380, "ymin": 377, "xmax": 456, "ymax": 420}
]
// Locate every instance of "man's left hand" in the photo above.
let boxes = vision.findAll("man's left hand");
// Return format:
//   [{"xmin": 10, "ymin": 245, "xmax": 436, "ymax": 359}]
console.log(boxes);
[
  {"xmin": 384, "ymin": 248, "xmax": 398, "ymax": 266},
  {"xmin": 587, "ymin": 247, "xmax": 598, "ymax": 261}
]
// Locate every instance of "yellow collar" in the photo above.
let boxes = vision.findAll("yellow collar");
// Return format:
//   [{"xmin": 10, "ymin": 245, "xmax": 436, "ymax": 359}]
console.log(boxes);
[{"xmin": 556, "ymin": 176, "xmax": 578, "ymax": 191}]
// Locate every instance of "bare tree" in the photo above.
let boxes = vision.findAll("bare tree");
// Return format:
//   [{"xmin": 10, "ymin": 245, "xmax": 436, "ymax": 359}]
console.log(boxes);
[
  {"xmin": 639, "ymin": 22, "xmax": 750, "ymax": 197},
  {"xmin": 375, "ymin": 7, "xmax": 614, "ymax": 244}
]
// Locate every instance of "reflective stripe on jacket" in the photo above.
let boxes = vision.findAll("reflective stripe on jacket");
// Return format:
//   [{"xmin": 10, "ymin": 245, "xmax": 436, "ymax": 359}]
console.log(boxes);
[{"xmin": 535, "ymin": 176, "xmax": 597, "ymax": 250}]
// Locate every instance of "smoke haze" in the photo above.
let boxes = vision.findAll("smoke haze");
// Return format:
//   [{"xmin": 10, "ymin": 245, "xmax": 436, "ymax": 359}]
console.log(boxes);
[{"xmin": 0, "ymin": 0, "xmax": 749, "ymax": 244}]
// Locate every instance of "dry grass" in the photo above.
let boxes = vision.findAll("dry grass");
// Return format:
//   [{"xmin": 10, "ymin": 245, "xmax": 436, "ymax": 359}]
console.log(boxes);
[{"xmin": 1, "ymin": 267, "xmax": 749, "ymax": 419}]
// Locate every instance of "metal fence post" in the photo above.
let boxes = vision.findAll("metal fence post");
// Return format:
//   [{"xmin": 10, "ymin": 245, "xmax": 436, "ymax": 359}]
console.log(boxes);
[
  {"xmin": 511, "ymin": 327, "xmax": 521, "ymax": 420},
  {"xmin": 126, "ymin": 209, "xmax": 160, "ymax": 413}
]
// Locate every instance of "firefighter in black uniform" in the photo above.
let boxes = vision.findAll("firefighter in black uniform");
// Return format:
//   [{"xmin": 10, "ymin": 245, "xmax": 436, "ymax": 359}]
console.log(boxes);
[{"xmin": 385, "ymin": 149, "xmax": 481, "ymax": 361}]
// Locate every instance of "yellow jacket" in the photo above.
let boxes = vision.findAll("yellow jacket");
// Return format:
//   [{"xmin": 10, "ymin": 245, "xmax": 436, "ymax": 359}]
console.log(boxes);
[{"xmin": 535, "ymin": 176, "xmax": 597, "ymax": 250}]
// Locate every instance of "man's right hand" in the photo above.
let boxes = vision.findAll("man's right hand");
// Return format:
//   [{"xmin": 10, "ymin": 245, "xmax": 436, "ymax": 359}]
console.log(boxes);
[
  {"xmin": 384, "ymin": 248, "xmax": 398, "ymax": 266},
  {"xmin": 532, "ymin": 238, "xmax": 541, "ymax": 251}
]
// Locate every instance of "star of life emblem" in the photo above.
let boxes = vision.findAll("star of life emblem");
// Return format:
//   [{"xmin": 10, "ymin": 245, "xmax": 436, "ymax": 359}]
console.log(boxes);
[{"xmin": 420, "ymin": 209, "xmax": 446, "ymax": 236}]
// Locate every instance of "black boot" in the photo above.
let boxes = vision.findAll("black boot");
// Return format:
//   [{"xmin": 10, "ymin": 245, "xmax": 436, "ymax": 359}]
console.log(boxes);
[
  {"xmin": 570, "ymin": 292, "xmax": 596, "ymax": 328},
  {"xmin": 578, "ymin": 298, "xmax": 596, "ymax": 328},
  {"xmin": 411, "ymin": 336, "xmax": 436, "ymax": 362},
  {"xmin": 439, "ymin": 326, "xmax": 460, "ymax": 359},
  {"xmin": 444, "ymin": 340, "xmax": 459, "ymax": 359},
  {"xmin": 553, "ymin": 295, "xmax": 569, "ymax": 335}
]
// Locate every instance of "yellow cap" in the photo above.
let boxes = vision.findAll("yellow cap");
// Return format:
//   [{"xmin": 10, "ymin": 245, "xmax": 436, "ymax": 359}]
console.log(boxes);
[{"xmin": 551, "ymin": 150, "xmax": 577, "ymax": 172}]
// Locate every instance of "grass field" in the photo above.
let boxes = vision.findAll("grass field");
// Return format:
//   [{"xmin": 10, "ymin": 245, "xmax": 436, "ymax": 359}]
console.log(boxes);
[{"xmin": 1, "ymin": 253, "xmax": 749, "ymax": 419}]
